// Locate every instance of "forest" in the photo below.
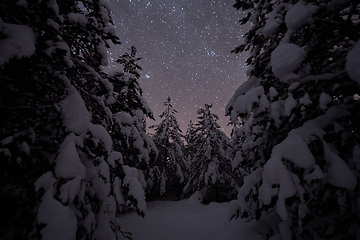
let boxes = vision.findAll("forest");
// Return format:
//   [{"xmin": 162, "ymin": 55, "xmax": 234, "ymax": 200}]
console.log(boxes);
[{"xmin": 1, "ymin": 0, "xmax": 360, "ymax": 240}]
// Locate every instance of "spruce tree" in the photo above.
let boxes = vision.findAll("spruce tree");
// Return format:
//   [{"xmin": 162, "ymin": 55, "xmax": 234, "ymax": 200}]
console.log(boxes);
[
  {"xmin": 184, "ymin": 104, "xmax": 235, "ymax": 204},
  {"xmin": 228, "ymin": 0, "xmax": 360, "ymax": 239},
  {"xmin": 184, "ymin": 120, "xmax": 197, "ymax": 170},
  {"xmin": 149, "ymin": 97, "xmax": 186, "ymax": 200},
  {"xmin": 0, "ymin": 1, "xmax": 152, "ymax": 239}
]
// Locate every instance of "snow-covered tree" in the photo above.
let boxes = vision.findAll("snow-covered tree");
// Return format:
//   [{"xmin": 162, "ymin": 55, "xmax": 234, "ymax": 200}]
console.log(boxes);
[
  {"xmin": 184, "ymin": 104, "xmax": 236, "ymax": 204},
  {"xmin": 184, "ymin": 120, "xmax": 197, "ymax": 170},
  {"xmin": 149, "ymin": 97, "xmax": 186, "ymax": 200},
  {"xmin": 0, "ymin": 1, "xmax": 152, "ymax": 239},
  {"xmin": 109, "ymin": 46, "xmax": 157, "ymax": 171},
  {"xmin": 228, "ymin": 0, "xmax": 360, "ymax": 239}
]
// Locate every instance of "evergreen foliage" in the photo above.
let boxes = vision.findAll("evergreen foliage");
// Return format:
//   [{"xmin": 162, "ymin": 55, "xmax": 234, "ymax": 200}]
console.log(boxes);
[
  {"xmin": 0, "ymin": 1, "xmax": 154, "ymax": 239},
  {"xmin": 149, "ymin": 97, "xmax": 186, "ymax": 200},
  {"xmin": 184, "ymin": 104, "xmax": 236, "ymax": 204},
  {"xmin": 228, "ymin": 0, "xmax": 360, "ymax": 239}
]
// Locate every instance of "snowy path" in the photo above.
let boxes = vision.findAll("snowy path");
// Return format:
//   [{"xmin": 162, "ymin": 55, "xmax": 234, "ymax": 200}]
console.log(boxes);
[{"xmin": 117, "ymin": 200, "xmax": 265, "ymax": 240}]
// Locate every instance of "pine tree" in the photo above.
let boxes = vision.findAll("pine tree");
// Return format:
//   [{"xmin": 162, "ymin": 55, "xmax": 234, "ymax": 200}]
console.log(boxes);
[
  {"xmin": 0, "ymin": 1, "xmax": 152, "ymax": 239},
  {"xmin": 149, "ymin": 97, "xmax": 186, "ymax": 200},
  {"xmin": 109, "ymin": 46, "xmax": 157, "ymax": 172},
  {"xmin": 184, "ymin": 120, "xmax": 197, "ymax": 170},
  {"xmin": 228, "ymin": 0, "xmax": 360, "ymax": 239},
  {"xmin": 184, "ymin": 104, "xmax": 236, "ymax": 204}
]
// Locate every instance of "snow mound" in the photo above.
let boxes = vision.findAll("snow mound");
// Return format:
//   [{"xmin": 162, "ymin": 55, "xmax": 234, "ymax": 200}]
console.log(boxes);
[
  {"xmin": 346, "ymin": 39, "xmax": 360, "ymax": 84},
  {"xmin": 55, "ymin": 133, "xmax": 86, "ymax": 179},
  {"xmin": 89, "ymin": 123, "xmax": 113, "ymax": 153},
  {"xmin": 285, "ymin": 1, "xmax": 318, "ymax": 31},
  {"xmin": 67, "ymin": 13, "xmax": 88, "ymax": 27},
  {"xmin": 263, "ymin": 5, "xmax": 283, "ymax": 37},
  {"xmin": 59, "ymin": 86, "xmax": 91, "ymax": 135},
  {"xmin": 118, "ymin": 201, "xmax": 265, "ymax": 240},
  {"xmin": 323, "ymin": 142, "xmax": 357, "ymax": 189},
  {"xmin": 37, "ymin": 186, "xmax": 77, "ymax": 240},
  {"xmin": 114, "ymin": 112, "xmax": 134, "ymax": 125},
  {"xmin": 271, "ymin": 43, "xmax": 306, "ymax": 82},
  {"xmin": 0, "ymin": 21, "xmax": 36, "ymax": 66}
]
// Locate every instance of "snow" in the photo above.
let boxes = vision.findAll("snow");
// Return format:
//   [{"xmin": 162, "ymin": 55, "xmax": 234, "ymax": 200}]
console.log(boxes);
[
  {"xmin": 176, "ymin": 163, "xmax": 185, "ymax": 183},
  {"xmin": 59, "ymin": 175, "xmax": 84, "ymax": 203},
  {"xmin": 299, "ymin": 93, "xmax": 312, "ymax": 105},
  {"xmin": 34, "ymin": 171, "xmax": 55, "ymax": 192},
  {"xmin": 1, "ymin": 136, "xmax": 13, "ymax": 145},
  {"xmin": 99, "ymin": 159, "xmax": 110, "ymax": 182},
  {"xmin": 49, "ymin": 0, "xmax": 60, "ymax": 17},
  {"xmin": 122, "ymin": 165, "xmax": 147, "ymax": 214},
  {"xmin": 89, "ymin": 123, "xmax": 113, "ymax": 153},
  {"xmin": 226, "ymin": 77, "xmax": 260, "ymax": 120},
  {"xmin": 0, "ymin": 148, "xmax": 11, "ymax": 157},
  {"xmin": 271, "ymin": 100, "xmax": 284, "ymax": 127},
  {"xmin": 104, "ymin": 25, "xmax": 116, "ymax": 35},
  {"xmin": 273, "ymin": 132, "xmax": 315, "ymax": 168},
  {"xmin": 114, "ymin": 177, "xmax": 125, "ymax": 205},
  {"xmin": 117, "ymin": 200, "xmax": 265, "ymax": 240},
  {"xmin": 107, "ymin": 151, "xmax": 123, "ymax": 167},
  {"xmin": 235, "ymin": 169, "xmax": 262, "ymax": 216},
  {"xmin": 37, "ymin": 186, "xmax": 77, "ymax": 240},
  {"xmin": 205, "ymin": 161, "xmax": 218, "ymax": 185},
  {"xmin": 59, "ymin": 86, "xmax": 91, "ymax": 135},
  {"xmin": 319, "ymin": 92, "xmax": 332, "ymax": 110},
  {"xmin": 47, "ymin": 19, "xmax": 59, "ymax": 30},
  {"xmin": 99, "ymin": 6, "xmax": 110, "ymax": 24},
  {"xmin": 346, "ymin": 39, "xmax": 360, "ymax": 84},
  {"xmin": 230, "ymin": 86, "xmax": 264, "ymax": 122},
  {"xmin": 17, "ymin": 0, "xmax": 28, "ymax": 8},
  {"xmin": 96, "ymin": 39, "xmax": 108, "ymax": 66},
  {"xmin": 45, "ymin": 41, "xmax": 73, "ymax": 67},
  {"xmin": 285, "ymin": 1, "xmax": 317, "ymax": 31},
  {"xmin": 323, "ymin": 142, "xmax": 357, "ymax": 189},
  {"xmin": 271, "ymin": 43, "xmax": 306, "ymax": 82},
  {"xmin": 288, "ymin": 81, "xmax": 300, "ymax": 91},
  {"xmin": 284, "ymin": 94, "xmax": 297, "ymax": 116},
  {"xmin": 231, "ymin": 151, "xmax": 244, "ymax": 170},
  {"xmin": 55, "ymin": 133, "xmax": 86, "ymax": 179},
  {"xmin": 67, "ymin": 13, "xmax": 88, "ymax": 27},
  {"xmin": 269, "ymin": 87, "xmax": 278, "ymax": 100},
  {"xmin": 114, "ymin": 112, "xmax": 134, "ymax": 125},
  {"xmin": 93, "ymin": 196, "xmax": 118, "ymax": 240},
  {"xmin": 0, "ymin": 21, "xmax": 36, "ymax": 66},
  {"xmin": 279, "ymin": 221, "xmax": 292, "ymax": 240},
  {"xmin": 262, "ymin": 4, "xmax": 283, "ymax": 37},
  {"xmin": 303, "ymin": 165, "xmax": 324, "ymax": 181}
]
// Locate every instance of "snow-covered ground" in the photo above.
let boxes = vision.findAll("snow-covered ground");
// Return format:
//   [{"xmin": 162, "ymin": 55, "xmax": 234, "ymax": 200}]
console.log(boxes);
[{"xmin": 117, "ymin": 198, "xmax": 265, "ymax": 240}]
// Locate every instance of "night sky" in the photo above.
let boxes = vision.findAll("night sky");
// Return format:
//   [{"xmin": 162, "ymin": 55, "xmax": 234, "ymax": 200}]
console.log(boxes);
[{"xmin": 106, "ymin": 0, "xmax": 249, "ymax": 135}]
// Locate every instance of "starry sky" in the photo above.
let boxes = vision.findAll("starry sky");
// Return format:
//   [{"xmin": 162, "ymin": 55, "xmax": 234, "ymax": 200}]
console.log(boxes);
[{"xmin": 106, "ymin": 0, "xmax": 249, "ymax": 136}]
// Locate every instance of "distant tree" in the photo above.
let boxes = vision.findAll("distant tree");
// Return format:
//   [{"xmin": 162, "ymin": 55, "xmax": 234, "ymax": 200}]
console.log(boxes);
[
  {"xmin": 184, "ymin": 104, "xmax": 236, "ymax": 204},
  {"xmin": 148, "ymin": 97, "xmax": 186, "ymax": 200},
  {"xmin": 228, "ymin": 0, "xmax": 360, "ymax": 239},
  {"xmin": 184, "ymin": 120, "xmax": 197, "ymax": 170},
  {"xmin": 0, "ymin": 1, "xmax": 152, "ymax": 239}
]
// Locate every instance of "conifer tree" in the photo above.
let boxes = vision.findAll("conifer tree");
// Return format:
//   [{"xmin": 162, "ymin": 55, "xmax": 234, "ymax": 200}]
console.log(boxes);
[
  {"xmin": 109, "ymin": 46, "xmax": 157, "ymax": 172},
  {"xmin": 0, "ymin": 1, "xmax": 153, "ymax": 239},
  {"xmin": 184, "ymin": 104, "xmax": 235, "ymax": 204},
  {"xmin": 228, "ymin": 0, "xmax": 360, "ymax": 239},
  {"xmin": 184, "ymin": 120, "xmax": 197, "ymax": 170},
  {"xmin": 149, "ymin": 97, "xmax": 186, "ymax": 200}
]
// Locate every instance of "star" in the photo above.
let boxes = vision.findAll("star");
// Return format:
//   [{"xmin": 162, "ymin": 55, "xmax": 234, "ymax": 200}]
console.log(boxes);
[{"xmin": 107, "ymin": 0, "xmax": 249, "ymax": 135}]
